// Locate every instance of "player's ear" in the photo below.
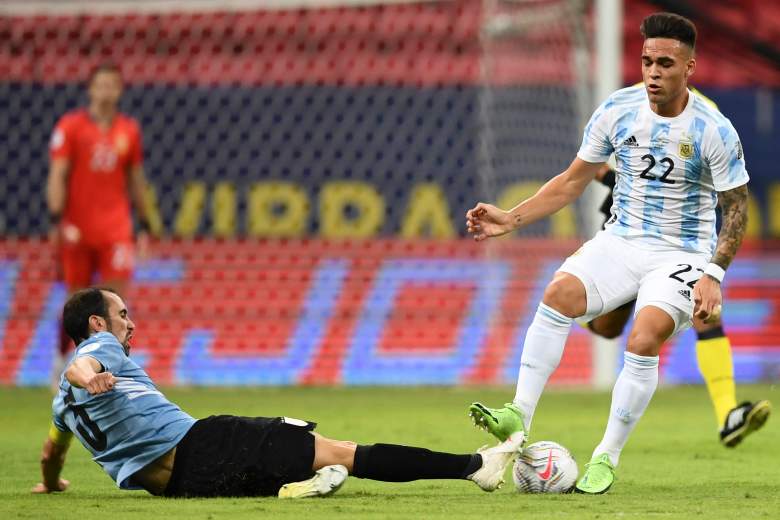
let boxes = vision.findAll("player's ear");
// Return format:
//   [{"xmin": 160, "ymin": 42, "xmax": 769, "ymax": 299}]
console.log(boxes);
[
  {"xmin": 88, "ymin": 314, "xmax": 107, "ymax": 333},
  {"xmin": 686, "ymin": 55, "xmax": 696, "ymax": 79}
]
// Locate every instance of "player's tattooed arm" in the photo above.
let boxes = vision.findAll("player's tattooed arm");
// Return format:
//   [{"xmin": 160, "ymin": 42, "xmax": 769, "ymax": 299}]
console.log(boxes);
[{"xmin": 711, "ymin": 184, "xmax": 749, "ymax": 271}]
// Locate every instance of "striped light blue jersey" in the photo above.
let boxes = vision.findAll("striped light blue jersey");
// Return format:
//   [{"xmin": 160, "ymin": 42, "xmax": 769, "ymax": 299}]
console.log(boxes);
[
  {"xmin": 52, "ymin": 332, "xmax": 195, "ymax": 490},
  {"xmin": 578, "ymin": 85, "xmax": 748, "ymax": 255}
]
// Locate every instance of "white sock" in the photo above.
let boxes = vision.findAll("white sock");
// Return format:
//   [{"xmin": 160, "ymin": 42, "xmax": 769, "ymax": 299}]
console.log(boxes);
[
  {"xmin": 592, "ymin": 352, "xmax": 659, "ymax": 466},
  {"xmin": 512, "ymin": 302, "xmax": 572, "ymax": 432}
]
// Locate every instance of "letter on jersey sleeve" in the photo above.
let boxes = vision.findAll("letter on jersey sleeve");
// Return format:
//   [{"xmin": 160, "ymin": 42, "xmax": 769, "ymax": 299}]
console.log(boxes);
[
  {"xmin": 77, "ymin": 338, "xmax": 126, "ymax": 374},
  {"xmin": 707, "ymin": 122, "xmax": 749, "ymax": 191},
  {"xmin": 577, "ymin": 99, "xmax": 615, "ymax": 163}
]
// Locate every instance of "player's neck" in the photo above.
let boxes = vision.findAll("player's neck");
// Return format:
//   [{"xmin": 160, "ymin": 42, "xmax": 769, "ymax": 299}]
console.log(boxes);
[
  {"xmin": 88, "ymin": 105, "xmax": 117, "ymax": 128},
  {"xmin": 649, "ymin": 88, "xmax": 689, "ymax": 118}
]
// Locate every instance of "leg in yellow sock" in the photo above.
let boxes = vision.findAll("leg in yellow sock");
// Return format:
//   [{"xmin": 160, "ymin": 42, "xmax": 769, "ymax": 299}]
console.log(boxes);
[
  {"xmin": 694, "ymin": 322, "xmax": 736, "ymax": 428},
  {"xmin": 694, "ymin": 319, "xmax": 771, "ymax": 447}
]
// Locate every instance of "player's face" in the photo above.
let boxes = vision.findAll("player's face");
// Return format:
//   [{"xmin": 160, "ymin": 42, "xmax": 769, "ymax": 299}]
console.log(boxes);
[
  {"xmin": 88, "ymin": 71, "xmax": 123, "ymax": 108},
  {"xmin": 102, "ymin": 291, "xmax": 135, "ymax": 354},
  {"xmin": 641, "ymin": 38, "xmax": 695, "ymax": 106}
]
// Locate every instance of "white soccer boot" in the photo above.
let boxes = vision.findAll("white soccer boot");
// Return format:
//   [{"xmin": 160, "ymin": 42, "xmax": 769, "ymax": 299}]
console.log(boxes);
[
  {"xmin": 467, "ymin": 434, "xmax": 524, "ymax": 492},
  {"xmin": 278, "ymin": 464, "xmax": 348, "ymax": 498}
]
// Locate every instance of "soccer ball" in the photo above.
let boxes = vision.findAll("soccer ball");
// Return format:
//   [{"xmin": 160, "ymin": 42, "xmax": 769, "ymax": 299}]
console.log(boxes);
[{"xmin": 512, "ymin": 441, "xmax": 578, "ymax": 493}]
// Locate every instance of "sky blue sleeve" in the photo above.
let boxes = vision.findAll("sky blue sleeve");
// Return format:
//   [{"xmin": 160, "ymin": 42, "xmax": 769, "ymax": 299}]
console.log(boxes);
[
  {"xmin": 51, "ymin": 391, "xmax": 70, "ymax": 432},
  {"xmin": 708, "ymin": 121, "xmax": 749, "ymax": 191},
  {"xmin": 577, "ymin": 99, "xmax": 614, "ymax": 163},
  {"xmin": 75, "ymin": 340, "xmax": 126, "ymax": 374}
]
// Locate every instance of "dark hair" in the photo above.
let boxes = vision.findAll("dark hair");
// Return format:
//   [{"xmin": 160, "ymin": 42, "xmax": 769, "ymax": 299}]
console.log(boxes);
[
  {"xmin": 63, "ymin": 287, "xmax": 117, "ymax": 344},
  {"xmin": 640, "ymin": 12, "xmax": 696, "ymax": 49},
  {"xmin": 87, "ymin": 62, "xmax": 123, "ymax": 85}
]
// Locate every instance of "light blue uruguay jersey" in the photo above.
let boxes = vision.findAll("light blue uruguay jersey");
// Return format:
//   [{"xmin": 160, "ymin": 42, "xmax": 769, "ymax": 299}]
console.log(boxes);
[
  {"xmin": 578, "ymin": 85, "xmax": 749, "ymax": 255},
  {"xmin": 52, "ymin": 332, "xmax": 195, "ymax": 490}
]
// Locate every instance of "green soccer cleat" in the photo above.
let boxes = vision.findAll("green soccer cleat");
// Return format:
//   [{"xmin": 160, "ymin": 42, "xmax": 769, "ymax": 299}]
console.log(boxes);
[
  {"xmin": 468, "ymin": 402, "xmax": 527, "ymax": 444},
  {"xmin": 278, "ymin": 465, "xmax": 348, "ymax": 499},
  {"xmin": 575, "ymin": 454, "xmax": 616, "ymax": 494}
]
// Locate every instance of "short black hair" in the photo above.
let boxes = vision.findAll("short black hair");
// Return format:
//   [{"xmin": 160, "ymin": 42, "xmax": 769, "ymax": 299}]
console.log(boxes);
[
  {"xmin": 640, "ymin": 12, "xmax": 696, "ymax": 50},
  {"xmin": 63, "ymin": 287, "xmax": 118, "ymax": 344},
  {"xmin": 87, "ymin": 62, "xmax": 123, "ymax": 85}
]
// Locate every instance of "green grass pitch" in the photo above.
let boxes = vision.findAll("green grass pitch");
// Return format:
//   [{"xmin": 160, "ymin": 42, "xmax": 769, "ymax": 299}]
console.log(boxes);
[{"xmin": 2, "ymin": 385, "xmax": 778, "ymax": 519}]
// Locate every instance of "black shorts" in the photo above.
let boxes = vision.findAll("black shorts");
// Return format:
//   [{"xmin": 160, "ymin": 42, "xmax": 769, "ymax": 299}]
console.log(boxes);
[{"xmin": 163, "ymin": 415, "xmax": 317, "ymax": 498}]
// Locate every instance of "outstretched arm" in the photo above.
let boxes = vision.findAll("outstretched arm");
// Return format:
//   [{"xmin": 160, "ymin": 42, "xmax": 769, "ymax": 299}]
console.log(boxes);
[
  {"xmin": 466, "ymin": 158, "xmax": 603, "ymax": 241},
  {"xmin": 32, "ymin": 425, "xmax": 73, "ymax": 494},
  {"xmin": 66, "ymin": 356, "xmax": 116, "ymax": 394},
  {"xmin": 693, "ymin": 184, "xmax": 749, "ymax": 320}
]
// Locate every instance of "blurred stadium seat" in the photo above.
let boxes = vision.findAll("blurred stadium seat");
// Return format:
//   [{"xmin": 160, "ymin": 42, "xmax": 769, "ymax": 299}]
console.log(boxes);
[{"xmin": 0, "ymin": 0, "xmax": 778, "ymax": 386}]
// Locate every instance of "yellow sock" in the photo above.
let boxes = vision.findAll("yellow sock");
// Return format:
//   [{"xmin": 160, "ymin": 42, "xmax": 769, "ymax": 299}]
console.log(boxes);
[{"xmin": 695, "ymin": 335, "xmax": 737, "ymax": 428}]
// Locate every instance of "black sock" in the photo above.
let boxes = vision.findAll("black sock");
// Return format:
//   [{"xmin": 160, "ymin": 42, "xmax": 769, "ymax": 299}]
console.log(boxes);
[
  {"xmin": 697, "ymin": 325, "xmax": 725, "ymax": 340},
  {"xmin": 352, "ymin": 444, "xmax": 481, "ymax": 482},
  {"xmin": 600, "ymin": 168, "xmax": 616, "ymax": 188}
]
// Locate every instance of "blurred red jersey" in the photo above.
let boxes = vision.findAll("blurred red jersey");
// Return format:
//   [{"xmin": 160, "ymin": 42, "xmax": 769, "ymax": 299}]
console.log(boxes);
[{"xmin": 49, "ymin": 109, "xmax": 143, "ymax": 244}]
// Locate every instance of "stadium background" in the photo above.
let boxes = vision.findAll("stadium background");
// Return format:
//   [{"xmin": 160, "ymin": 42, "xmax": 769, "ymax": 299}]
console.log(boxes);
[{"xmin": 0, "ymin": 0, "xmax": 778, "ymax": 387}]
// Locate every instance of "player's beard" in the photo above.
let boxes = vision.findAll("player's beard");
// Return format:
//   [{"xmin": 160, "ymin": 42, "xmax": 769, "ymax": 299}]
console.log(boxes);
[
  {"xmin": 105, "ymin": 319, "xmax": 131, "ymax": 356},
  {"xmin": 120, "ymin": 330, "xmax": 132, "ymax": 356}
]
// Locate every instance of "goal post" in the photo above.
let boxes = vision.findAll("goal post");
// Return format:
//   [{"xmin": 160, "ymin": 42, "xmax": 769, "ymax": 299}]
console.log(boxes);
[{"xmin": 478, "ymin": 0, "xmax": 621, "ymax": 388}]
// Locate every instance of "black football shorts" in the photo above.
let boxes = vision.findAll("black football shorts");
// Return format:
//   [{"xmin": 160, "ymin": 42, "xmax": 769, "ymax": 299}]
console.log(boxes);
[{"xmin": 163, "ymin": 414, "xmax": 317, "ymax": 497}]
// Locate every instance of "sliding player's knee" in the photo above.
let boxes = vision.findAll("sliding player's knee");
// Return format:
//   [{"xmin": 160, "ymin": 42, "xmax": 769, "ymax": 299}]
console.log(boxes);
[
  {"xmin": 313, "ymin": 434, "xmax": 357, "ymax": 471},
  {"xmin": 328, "ymin": 440, "xmax": 357, "ymax": 470},
  {"xmin": 542, "ymin": 274, "xmax": 587, "ymax": 318}
]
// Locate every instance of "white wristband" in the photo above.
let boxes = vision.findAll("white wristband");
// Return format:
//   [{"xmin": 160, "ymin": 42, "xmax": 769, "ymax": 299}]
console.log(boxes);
[{"xmin": 704, "ymin": 263, "xmax": 725, "ymax": 283}]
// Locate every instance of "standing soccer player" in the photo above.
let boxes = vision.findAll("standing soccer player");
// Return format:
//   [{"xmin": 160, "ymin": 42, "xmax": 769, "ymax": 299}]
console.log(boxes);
[
  {"xmin": 587, "ymin": 160, "xmax": 769, "ymax": 448},
  {"xmin": 465, "ymin": 13, "xmax": 751, "ymax": 493},
  {"xmin": 47, "ymin": 63, "xmax": 153, "ymax": 375}
]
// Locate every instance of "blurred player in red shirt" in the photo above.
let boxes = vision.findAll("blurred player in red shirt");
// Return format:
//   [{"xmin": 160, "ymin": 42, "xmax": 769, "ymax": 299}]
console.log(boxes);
[{"xmin": 47, "ymin": 63, "xmax": 153, "ymax": 374}]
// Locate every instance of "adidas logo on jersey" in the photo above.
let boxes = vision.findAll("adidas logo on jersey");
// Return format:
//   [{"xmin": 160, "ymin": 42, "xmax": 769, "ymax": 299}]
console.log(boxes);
[
  {"xmin": 622, "ymin": 135, "xmax": 639, "ymax": 147},
  {"xmin": 678, "ymin": 289, "xmax": 691, "ymax": 301}
]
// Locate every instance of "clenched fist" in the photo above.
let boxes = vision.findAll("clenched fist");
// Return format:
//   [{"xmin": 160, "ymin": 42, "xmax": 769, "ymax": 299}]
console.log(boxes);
[{"xmin": 85, "ymin": 372, "xmax": 116, "ymax": 395}]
